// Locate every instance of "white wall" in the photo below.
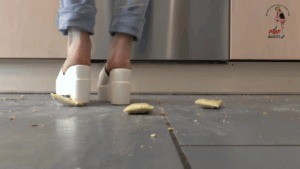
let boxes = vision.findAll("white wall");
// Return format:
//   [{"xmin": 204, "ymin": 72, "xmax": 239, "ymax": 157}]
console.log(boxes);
[{"xmin": 0, "ymin": 0, "xmax": 109, "ymax": 59}]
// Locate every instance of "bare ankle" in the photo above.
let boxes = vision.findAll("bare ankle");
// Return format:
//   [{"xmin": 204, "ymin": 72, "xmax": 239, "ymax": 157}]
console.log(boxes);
[
  {"xmin": 106, "ymin": 59, "xmax": 131, "ymax": 72},
  {"xmin": 63, "ymin": 29, "xmax": 92, "ymax": 73},
  {"xmin": 106, "ymin": 33, "xmax": 133, "ymax": 72}
]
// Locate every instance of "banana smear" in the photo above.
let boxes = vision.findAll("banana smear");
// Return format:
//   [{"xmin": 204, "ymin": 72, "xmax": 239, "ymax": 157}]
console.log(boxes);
[
  {"xmin": 195, "ymin": 99, "xmax": 223, "ymax": 109},
  {"xmin": 51, "ymin": 93, "xmax": 86, "ymax": 107}
]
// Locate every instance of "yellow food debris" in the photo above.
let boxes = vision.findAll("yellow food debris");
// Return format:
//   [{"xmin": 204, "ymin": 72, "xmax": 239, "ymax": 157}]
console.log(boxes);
[
  {"xmin": 124, "ymin": 103, "xmax": 154, "ymax": 114},
  {"xmin": 167, "ymin": 127, "xmax": 175, "ymax": 131},
  {"xmin": 51, "ymin": 93, "xmax": 85, "ymax": 107},
  {"xmin": 9, "ymin": 116, "xmax": 16, "ymax": 121},
  {"xmin": 195, "ymin": 99, "xmax": 223, "ymax": 109},
  {"xmin": 151, "ymin": 133, "xmax": 157, "ymax": 138}
]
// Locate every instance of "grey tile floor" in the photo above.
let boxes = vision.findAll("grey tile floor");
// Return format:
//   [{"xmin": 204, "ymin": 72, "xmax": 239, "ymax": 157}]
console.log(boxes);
[{"xmin": 0, "ymin": 94, "xmax": 299, "ymax": 169}]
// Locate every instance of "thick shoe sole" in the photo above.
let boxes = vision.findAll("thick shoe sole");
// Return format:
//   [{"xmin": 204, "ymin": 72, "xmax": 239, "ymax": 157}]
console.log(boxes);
[
  {"xmin": 97, "ymin": 68, "xmax": 131, "ymax": 105},
  {"xmin": 56, "ymin": 65, "xmax": 91, "ymax": 103}
]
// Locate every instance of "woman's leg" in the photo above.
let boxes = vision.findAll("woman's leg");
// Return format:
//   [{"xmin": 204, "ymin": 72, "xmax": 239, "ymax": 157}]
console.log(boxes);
[
  {"xmin": 281, "ymin": 22, "xmax": 285, "ymax": 37},
  {"xmin": 274, "ymin": 19, "xmax": 278, "ymax": 29},
  {"xmin": 57, "ymin": 0, "xmax": 97, "ymax": 73},
  {"xmin": 106, "ymin": 0, "xmax": 149, "ymax": 72},
  {"xmin": 64, "ymin": 27, "xmax": 92, "ymax": 73}
]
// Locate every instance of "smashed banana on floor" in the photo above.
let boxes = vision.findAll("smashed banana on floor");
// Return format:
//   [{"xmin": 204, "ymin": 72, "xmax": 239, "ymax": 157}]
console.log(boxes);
[
  {"xmin": 124, "ymin": 103, "xmax": 154, "ymax": 114},
  {"xmin": 195, "ymin": 99, "xmax": 223, "ymax": 109},
  {"xmin": 51, "ymin": 93, "xmax": 85, "ymax": 107}
]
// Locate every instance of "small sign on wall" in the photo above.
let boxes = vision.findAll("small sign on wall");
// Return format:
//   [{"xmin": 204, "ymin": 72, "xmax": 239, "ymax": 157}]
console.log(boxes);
[
  {"xmin": 267, "ymin": 4, "xmax": 289, "ymax": 39},
  {"xmin": 231, "ymin": 0, "xmax": 300, "ymax": 60}
]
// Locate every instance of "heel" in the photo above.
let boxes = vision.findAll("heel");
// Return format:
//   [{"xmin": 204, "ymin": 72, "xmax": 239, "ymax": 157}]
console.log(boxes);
[
  {"xmin": 98, "ymin": 86, "xmax": 109, "ymax": 101},
  {"xmin": 71, "ymin": 78, "xmax": 91, "ymax": 103},
  {"xmin": 97, "ymin": 68, "xmax": 110, "ymax": 101},
  {"xmin": 110, "ymin": 82, "xmax": 131, "ymax": 105},
  {"xmin": 56, "ymin": 65, "xmax": 91, "ymax": 103},
  {"xmin": 109, "ymin": 69, "xmax": 131, "ymax": 105}
]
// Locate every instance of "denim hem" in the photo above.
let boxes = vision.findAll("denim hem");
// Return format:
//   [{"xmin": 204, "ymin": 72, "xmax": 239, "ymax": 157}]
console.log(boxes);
[
  {"xmin": 57, "ymin": 5, "xmax": 97, "ymax": 36},
  {"xmin": 109, "ymin": 11, "xmax": 146, "ymax": 41}
]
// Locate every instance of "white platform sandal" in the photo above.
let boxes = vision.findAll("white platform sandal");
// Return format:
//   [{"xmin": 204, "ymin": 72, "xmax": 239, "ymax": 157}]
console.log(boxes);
[
  {"xmin": 56, "ymin": 65, "xmax": 91, "ymax": 103},
  {"xmin": 97, "ymin": 67, "xmax": 131, "ymax": 105}
]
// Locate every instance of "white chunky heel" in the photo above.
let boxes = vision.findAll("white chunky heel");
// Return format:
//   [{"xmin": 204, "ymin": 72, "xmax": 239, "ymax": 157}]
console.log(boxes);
[
  {"xmin": 97, "ymin": 68, "xmax": 132, "ymax": 105},
  {"xmin": 109, "ymin": 69, "xmax": 131, "ymax": 105},
  {"xmin": 97, "ymin": 68, "xmax": 110, "ymax": 102},
  {"xmin": 56, "ymin": 65, "xmax": 91, "ymax": 103}
]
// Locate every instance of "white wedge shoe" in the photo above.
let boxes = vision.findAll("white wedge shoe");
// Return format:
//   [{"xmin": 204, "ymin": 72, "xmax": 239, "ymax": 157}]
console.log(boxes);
[
  {"xmin": 56, "ymin": 65, "xmax": 91, "ymax": 103},
  {"xmin": 97, "ymin": 67, "xmax": 132, "ymax": 105}
]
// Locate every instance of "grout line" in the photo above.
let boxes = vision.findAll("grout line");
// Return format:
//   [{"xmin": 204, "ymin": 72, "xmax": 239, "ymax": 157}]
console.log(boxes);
[
  {"xmin": 156, "ymin": 96, "xmax": 192, "ymax": 169},
  {"xmin": 2, "ymin": 92, "xmax": 300, "ymax": 95},
  {"xmin": 181, "ymin": 145, "xmax": 300, "ymax": 147}
]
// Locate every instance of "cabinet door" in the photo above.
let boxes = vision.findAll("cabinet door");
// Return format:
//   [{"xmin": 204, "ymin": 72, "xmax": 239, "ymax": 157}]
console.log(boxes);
[
  {"xmin": 0, "ymin": 0, "xmax": 66, "ymax": 58},
  {"xmin": 231, "ymin": 0, "xmax": 300, "ymax": 60}
]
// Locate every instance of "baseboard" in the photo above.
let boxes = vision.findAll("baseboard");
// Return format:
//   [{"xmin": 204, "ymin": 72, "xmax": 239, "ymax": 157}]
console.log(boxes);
[{"xmin": 0, "ymin": 59, "xmax": 299, "ymax": 94}]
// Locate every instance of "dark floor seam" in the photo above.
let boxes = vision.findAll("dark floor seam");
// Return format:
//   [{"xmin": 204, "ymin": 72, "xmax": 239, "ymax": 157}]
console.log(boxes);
[
  {"xmin": 156, "ymin": 96, "xmax": 192, "ymax": 169},
  {"xmin": 181, "ymin": 145, "xmax": 300, "ymax": 147}
]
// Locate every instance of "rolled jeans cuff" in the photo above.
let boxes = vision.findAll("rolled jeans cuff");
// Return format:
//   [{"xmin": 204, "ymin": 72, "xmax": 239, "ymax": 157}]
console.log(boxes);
[
  {"xmin": 109, "ymin": 10, "xmax": 146, "ymax": 41},
  {"xmin": 57, "ymin": 5, "xmax": 97, "ymax": 35}
]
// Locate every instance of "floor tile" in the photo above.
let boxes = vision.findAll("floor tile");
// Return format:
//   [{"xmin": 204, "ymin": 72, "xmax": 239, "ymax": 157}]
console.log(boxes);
[
  {"xmin": 158, "ymin": 95, "xmax": 300, "ymax": 145},
  {"xmin": 183, "ymin": 146, "xmax": 300, "ymax": 169},
  {"xmin": 0, "ymin": 94, "xmax": 183, "ymax": 169}
]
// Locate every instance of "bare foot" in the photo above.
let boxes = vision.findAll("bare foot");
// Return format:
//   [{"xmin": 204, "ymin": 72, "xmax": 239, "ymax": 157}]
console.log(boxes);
[
  {"xmin": 62, "ymin": 28, "xmax": 92, "ymax": 74},
  {"xmin": 106, "ymin": 33, "xmax": 133, "ymax": 73}
]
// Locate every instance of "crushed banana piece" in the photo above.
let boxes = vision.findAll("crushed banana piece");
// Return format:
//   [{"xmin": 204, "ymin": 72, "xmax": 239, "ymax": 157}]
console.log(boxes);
[
  {"xmin": 195, "ymin": 99, "xmax": 223, "ymax": 109},
  {"xmin": 167, "ymin": 127, "xmax": 174, "ymax": 131},
  {"xmin": 124, "ymin": 103, "xmax": 154, "ymax": 114},
  {"xmin": 151, "ymin": 133, "xmax": 157, "ymax": 138},
  {"xmin": 51, "ymin": 93, "xmax": 85, "ymax": 107}
]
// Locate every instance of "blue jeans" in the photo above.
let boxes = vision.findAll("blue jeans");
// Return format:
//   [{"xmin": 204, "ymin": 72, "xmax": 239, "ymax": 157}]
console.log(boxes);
[{"xmin": 57, "ymin": 0, "xmax": 149, "ymax": 41}]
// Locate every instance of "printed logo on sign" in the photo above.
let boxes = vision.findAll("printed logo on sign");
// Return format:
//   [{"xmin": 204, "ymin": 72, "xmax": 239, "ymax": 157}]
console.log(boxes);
[{"xmin": 266, "ymin": 4, "xmax": 290, "ymax": 39}]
